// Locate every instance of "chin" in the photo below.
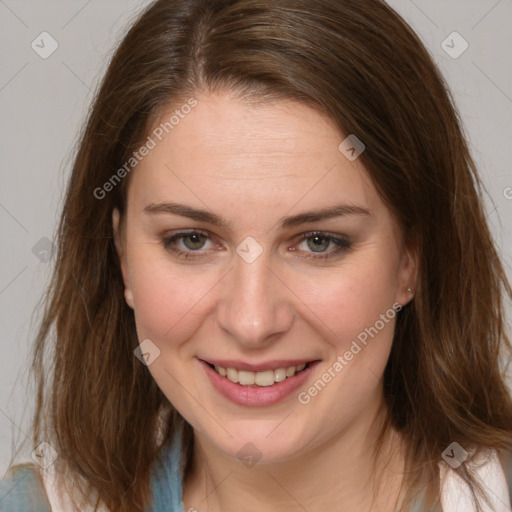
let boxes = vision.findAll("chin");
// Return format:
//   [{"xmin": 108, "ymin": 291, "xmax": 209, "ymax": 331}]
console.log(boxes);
[{"xmin": 200, "ymin": 421, "xmax": 311, "ymax": 466}]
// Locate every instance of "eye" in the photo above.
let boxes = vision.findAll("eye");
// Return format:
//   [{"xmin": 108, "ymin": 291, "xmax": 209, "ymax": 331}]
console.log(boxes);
[
  {"xmin": 178, "ymin": 232, "xmax": 208, "ymax": 250},
  {"xmin": 162, "ymin": 229, "xmax": 218, "ymax": 260},
  {"xmin": 293, "ymin": 232, "xmax": 352, "ymax": 261}
]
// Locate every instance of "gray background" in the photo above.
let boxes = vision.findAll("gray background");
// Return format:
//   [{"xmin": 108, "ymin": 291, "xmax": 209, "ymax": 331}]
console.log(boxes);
[{"xmin": 1, "ymin": 0, "xmax": 511, "ymax": 472}]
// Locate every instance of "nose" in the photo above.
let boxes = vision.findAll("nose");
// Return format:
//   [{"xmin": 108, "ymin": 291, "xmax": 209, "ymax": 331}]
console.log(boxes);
[{"xmin": 215, "ymin": 246, "xmax": 295, "ymax": 349}]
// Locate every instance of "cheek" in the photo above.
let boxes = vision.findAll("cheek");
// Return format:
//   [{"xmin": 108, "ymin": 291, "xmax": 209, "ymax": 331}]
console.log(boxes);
[
  {"xmin": 290, "ymin": 253, "xmax": 400, "ymax": 352},
  {"xmin": 127, "ymin": 249, "xmax": 221, "ymax": 347},
  {"xmin": 127, "ymin": 255, "xmax": 218, "ymax": 415},
  {"xmin": 293, "ymin": 268, "xmax": 399, "ymax": 435}
]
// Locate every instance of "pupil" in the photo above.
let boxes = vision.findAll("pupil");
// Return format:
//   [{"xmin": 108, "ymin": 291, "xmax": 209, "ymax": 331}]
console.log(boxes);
[
  {"xmin": 309, "ymin": 235, "xmax": 329, "ymax": 252},
  {"xmin": 185, "ymin": 234, "xmax": 205, "ymax": 250}
]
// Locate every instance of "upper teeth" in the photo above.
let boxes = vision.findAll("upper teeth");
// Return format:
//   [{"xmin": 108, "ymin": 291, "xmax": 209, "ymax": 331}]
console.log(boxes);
[{"xmin": 214, "ymin": 363, "xmax": 307, "ymax": 387}]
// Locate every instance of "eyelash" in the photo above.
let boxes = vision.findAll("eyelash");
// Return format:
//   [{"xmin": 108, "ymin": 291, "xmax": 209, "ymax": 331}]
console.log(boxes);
[{"xmin": 161, "ymin": 229, "xmax": 352, "ymax": 262}]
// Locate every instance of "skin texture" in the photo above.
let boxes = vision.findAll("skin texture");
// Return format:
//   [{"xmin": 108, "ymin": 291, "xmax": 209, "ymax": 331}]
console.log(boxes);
[{"xmin": 113, "ymin": 90, "xmax": 417, "ymax": 511}]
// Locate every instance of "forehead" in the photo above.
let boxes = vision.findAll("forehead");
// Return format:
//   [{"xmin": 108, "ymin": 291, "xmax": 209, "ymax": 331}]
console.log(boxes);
[
  {"xmin": 127, "ymin": 91, "xmax": 382, "ymax": 223},
  {"xmin": 150, "ymin": 92, "xmax": 344, "ymax": 172}
]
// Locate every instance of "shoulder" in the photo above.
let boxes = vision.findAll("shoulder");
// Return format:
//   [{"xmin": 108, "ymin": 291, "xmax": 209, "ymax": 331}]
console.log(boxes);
[
  {"xmin": 440, "ymin": 447, "xmax": 512, "ymax": 512},
  {"xmin": 1, "ymin": 436, "xmax": 185, "ymax": 512},
  {"xmin": 0, "ymin": 465, "xmax": 51, "ymax": 512}
]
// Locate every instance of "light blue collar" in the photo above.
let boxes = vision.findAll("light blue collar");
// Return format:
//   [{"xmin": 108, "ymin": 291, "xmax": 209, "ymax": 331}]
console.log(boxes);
[{"xmin": 149, "ymin": 433, "xmax": 185, "ymax": 512}]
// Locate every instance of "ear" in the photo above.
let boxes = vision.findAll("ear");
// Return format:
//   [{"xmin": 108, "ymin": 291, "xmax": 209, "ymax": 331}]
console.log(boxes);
[
  {"xmin": 112, "ymin": 208, "xmax": 134, "ymax": 309},
  {"xmin": 395, "ymin": 240, "xmax": 418, "ymax": 307}
]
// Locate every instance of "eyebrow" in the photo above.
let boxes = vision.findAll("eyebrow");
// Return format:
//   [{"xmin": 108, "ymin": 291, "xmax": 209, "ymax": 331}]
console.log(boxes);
[{"xmin": 143, "ymin": 202, "xmax": 371, "ymax": 229}]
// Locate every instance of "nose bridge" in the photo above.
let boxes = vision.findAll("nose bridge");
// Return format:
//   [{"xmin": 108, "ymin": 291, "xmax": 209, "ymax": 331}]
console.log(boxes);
[{"xmin": 216, "ymin": 244, "xmax": 293, "ymax": 347}]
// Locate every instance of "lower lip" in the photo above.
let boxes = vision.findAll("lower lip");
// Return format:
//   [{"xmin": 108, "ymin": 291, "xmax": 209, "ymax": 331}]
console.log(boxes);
[{"xmin": 200, "ymin": 360, "xmax": 320, "ymax": 407}]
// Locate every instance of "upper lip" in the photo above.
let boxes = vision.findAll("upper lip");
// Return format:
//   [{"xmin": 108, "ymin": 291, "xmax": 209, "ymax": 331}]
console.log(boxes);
[{"xmin": 200, "ymin": 358, "xmax": 318, "ymax": 372}]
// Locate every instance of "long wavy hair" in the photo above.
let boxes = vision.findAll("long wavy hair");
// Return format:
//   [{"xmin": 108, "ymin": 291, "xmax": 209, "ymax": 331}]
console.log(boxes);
[{"xmin": 6, "ymin": 0, "xmax": 512, "ymax": 510}]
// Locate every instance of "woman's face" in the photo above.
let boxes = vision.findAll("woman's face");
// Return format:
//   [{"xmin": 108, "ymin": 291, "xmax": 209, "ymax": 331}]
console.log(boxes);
[{"xmin": 113, "ymin": 90, "xmax": 416, "ymax": 464}]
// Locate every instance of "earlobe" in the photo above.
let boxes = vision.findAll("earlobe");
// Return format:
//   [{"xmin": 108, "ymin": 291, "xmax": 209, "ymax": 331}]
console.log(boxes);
[
  {"xmin": 112, "ymin": 208, "xmax": 135, "ymax": 310},
  {"xmin": 124, "ymin": 288, "xmax": 134, "ymax": 309}
]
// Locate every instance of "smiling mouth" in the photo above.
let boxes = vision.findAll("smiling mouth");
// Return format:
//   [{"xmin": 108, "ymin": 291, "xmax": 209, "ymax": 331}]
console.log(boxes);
[{"xmin": 205, "ymin": 362, "xmax": 311, "ymax": 387}]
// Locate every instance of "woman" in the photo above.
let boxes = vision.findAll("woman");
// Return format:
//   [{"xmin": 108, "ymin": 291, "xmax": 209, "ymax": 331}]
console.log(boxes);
[{"xmin": 1, "ymin": 0, "xmax": 511, "ymax": 511}]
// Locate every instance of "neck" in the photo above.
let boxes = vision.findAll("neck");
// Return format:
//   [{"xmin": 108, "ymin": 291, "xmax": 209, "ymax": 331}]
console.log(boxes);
[{"xmin": 182, "ymin": 400, "xmax": 406, "ymax": 512}]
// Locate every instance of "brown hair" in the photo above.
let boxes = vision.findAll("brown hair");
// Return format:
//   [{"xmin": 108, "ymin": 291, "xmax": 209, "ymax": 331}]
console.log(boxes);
[{"xmin": 7, "ymin": 0, "xmax": 512, "ymax": 510}]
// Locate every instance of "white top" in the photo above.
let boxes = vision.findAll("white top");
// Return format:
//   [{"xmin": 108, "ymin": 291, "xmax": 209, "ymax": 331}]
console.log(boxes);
[{"xmin": 440, "ymin": 449, "xmax": 511, "ymax": 512}]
